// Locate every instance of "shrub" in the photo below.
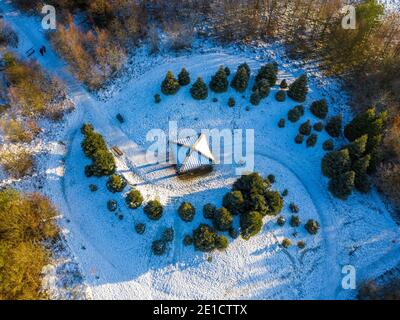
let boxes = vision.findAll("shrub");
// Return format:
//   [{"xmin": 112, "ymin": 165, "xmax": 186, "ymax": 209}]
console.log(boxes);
[
  {"xmin": 313, "ymin": 122, "xmax": 324, "ymax": 132},
  {"xmin": 91, "ymin": 149, "xmax": 116, "ymax": 177},
  {"xmin": 162, "ymin": 227, "xmax": 174, "ymax": 242},
  {"xmin": 190, "ymin": 77, "xmax": 208, "ymax": 100},
  {"xmin": 282, "ymin": 238, "xmax": 292, "ymax": 248},
  {"xmin": 0, "ymin": 149, "xmax": 34, "ymax": 179},
  {"xmin": 306, "ymin": 134, "xmax": 318, "ymax": 147},
  {"xmin": 288, "ymin": 74, "xmax": 308, "ymax": 102},
  {"xmin": 328, "ymin": 171, "xmax": 355, "ymax": 200},
  {"xmin": 192, "ymin": 224, "xmax": 218, "ymax": 252},
  {"xmin": 297, "ymin": 241, "xmax": 306, "ymax": 249},
  {"xmin": 213, "ymin": 207, "xmax": 233, "ymax": 231},
  {"xmin": 228, "ymin": 97, "xmax": 235, "ymax": 107},
  {"xmin": 126, "ymin": 189, "xmax": 143, "ymax": 209},
  {"xmin": 288, "ymin": 105, "xmax": 304, "ymax": 123},
  {"xmin": 267, "ymin": 174, "xmax": 276, "ymax": 184},
  {"xmin": 151, "ymin": 240, "xmax": 167, "ymax": 255},
  {"xmin": 203, "ymin": 203, "xmax": 216, "ymax": 219},
  {"xmin": 178, "ymin": 202, "xmax": 196, "ymax": 222},
  {"xmin": 321, "ymin": 149, "xmax": 351, "ymax": 178},
  {"xmin": 183, "ymin": 234, "xmax": 193, "ymax": 246},
  {"xmin": 81, "ymin": 131, "xmax": 108, "ymax": 159},
  {"xmin": 289, "ymin": 203, "xmax": 299, "ymax": 213},
  {"xmin": 154, "ymin": 94, "xmax": 161, "ymax": 103},
  {"xmin": 280, "ymin": 79, "xmax": 288, "ymax": 89},
  {"xmin": 255, "ymin": 64, "xmax": 277, "ymax": 86},
  {"xmin": 265, "ymin": 192, "xmax": 283, "ymax": 215},
  {"xmin": 106, "ymin": 174, "xmax": 127, "ymax": 193},
  {"xmin": 229, "ymin": 227, "xmax": 239, "ymax": 239},
  {"xmin": 84, "ymin": 165, "xmax": 94, "ymax": 178},
  {"xmin": 81, "ymin": 123, "xmax": 94, "ymax": 135},
  {"xmin": 107, "ymin": 200, "xmax": 118, "ymax": 212},
  {"xmin": 299, "ymin": 120, "xmax": 312, "ymax": 135},
  {"xmin": 290, "ymin": 215, "xmax": 300, "ymax": 227},
  {"xmin": 178, "ymin": 68, "xmax": 190, "ymax": 86},
  {"xmin": 209, "ymin": 66, "xmax": 228, "ymax": 93},
  {"xmin": 305, "ymin": 219, "xmax": 320, "ymax": 235},
  {"xmin": 295, "ymin": 134, "xmax": 304, "ymax": 144},
  {"xmin": 282, "ymin": 189, "xmax": 289, "ymax": 197},
  {"xmin": 224, "ymin": 66, "xmax": 231, "ymax": 76},
  {"xmin": 326, "ymin": 114, "xmax": 342, "ymax": 137},
  {"xmin": 222, "ymin": 191, "xmax": 244, "ymax": 215},
  {"xmin": 232, "ymin": 172, "xmax": 266, "ymax": 198},
  {"xmin": 135, "ymin": 223, "xmax": 146, "ymax": 235},
  {"xmin": 250, "ymin": 90, "xmax": 261, "ymax": 106},
  {"xmin": 310, "ymin": 99, "xmax": 328, "ymax": 119},
  {"xmin": 144, "ymin": 200, "xmax": 164, "ymax": 220},
  {"xmin": 231, "ymin": 64, "xmax": 250, "ymax": 93},
  {"xmin": 89, "ymin": 184, "xmax": 98, "ymax": 192},
  {"xmin": 277, "ymin": 216, "xmax": 286, "ymax": 226},
  {"xmin": 212, "ymin": 97, "xmax": 218, "ymax": 103},
  {"xmin": 215, "ymin": 235, "xmax": 229, "ymax": 250},
  {"xmin": 161, "ymin": 70, "xmax": 180, "ymax": 95},
  {"xmin": 323, "ymin": 139, "xmax": 334, "ymax": 151},
  {"xmin": 240, "ymin": 211, "xmax": 263, "ymax": 240},
  {"xmin": 252, "ymin": 79, "xmax": 270, "ymax": 98},
  {"xmin": 278, "ymin": 118, "xmax": 285, "ymax": 128},
  {"xmin": 275, "ymin": 90, "xmax": 286, "ymax": 102}
]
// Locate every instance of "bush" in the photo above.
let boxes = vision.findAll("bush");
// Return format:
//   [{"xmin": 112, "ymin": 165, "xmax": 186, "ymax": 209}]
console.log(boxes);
[
  {"xmin": 288, "ymin": 105, "xmax": 304, "ymax": 123},
  {"xmin": 81, "ymin": 123, "xmax": 94, "ymax": 135},
  {"xmin": 91, "ymin": 149, "xmax": 116, "ymax": 177},
  {"xmin": 209, "ymin": 66, "xmax": 228, "ymax": 93},
  {"xmin": 313, "ymin": 122, "xmax": 324, "ymax": 132},
  {"xmin": 203, "ymin": 203, "xmax": 216, "ymax": 219},
  {"xmin": 282, "ymin": 189, "xmax": 289, "ymax": 197},
  {"xmin": 267, "ymin": 174, "xmax": 276, "ymax": 184},
  {"xmin": 255, "ymin": 64, "xmax": 277, "ymax": 86},
  {"xmin": 290, "ymin": 215, "xmax": 300, "ymax": 227},
  {"xmin": 299, "ymin": 120, "xmax": 312, "ymax": 135},
  {"xmin": 178, "ymin": 202, "xmax": 196, "ymax": 222},
  {"xmin": 151, "ymin": 240, "xmax": 167, "ymax": 256},
  {"xmin": 321, "ymin": 149, "xmax": 351, "ymax": 178},
  {"xmin": 0, "ymin": 149, "xmax": 34, "ymax": 179},
  {"xmin": 229, "ymin": 227, "xmax": 239, "ymax": 239},
  {"xmin": 126, "ymin": 189, "xmax": 143, "ymax": 209},
  {"xmin": 240, "ymin": 211, "xmax": 263, "ymax": 240},
  {"xmin": 265, "ymin": 190, "xmax": 283, "ymax": 216},
  {"xmin": 154, "ymin": 94, "xmax": 161, "ymax": 104},
  {"xmin": 295, "ymin": 134, "xmax": 304, "ymax": 144},
  {"xmin": 278, "ymin": 118, "xmax": 285, "ymax": 128},
  {"xmin": 178, "ymin": 68, "xmax": 190, "ymax": 86},
  {"xmin": 288, "ymin": 74, "xmax": 308, "ymax": 102},
  {"xmin": 192, "ymin": 224, "xmax": 218, "ymax": 252},
  {"xmin": 190, "ymin": 77, "xmax": 208, "ymax": 100},
  {"xmin": 89, "ymin": 184, "xmax": 98, "ymax": 192},
  {"xmin": 222, "ymin": 191, "xmax": 244, "ymax": 215},
  {"xmin": 326, "ymin": 114, "xmax": 342, "ymax": 137},
  {"xmin": 215, "ymin": 235, "xmax": 229, "ymax": 250},
  {"xmin": 306, "ymin": 134, "xmax": 318, "ymax": 147},
  {"xmin": 231, "ymin": 64, "xmax": 250, "ymax": 93},
  {"xmin": 107, "ymin": 200, "xmax": 118, "ymax": 212},
  {"xmin": 228, "ymin": 97, "xmax": 235, "ymax": 107},
  {"xmin": 135, "ymin": 223, "xmax": 146, "ymax": 234},
  {"xmin": 106, "ymin": 174, "xmax": 127, "ymax": 193},
  {"xmin": 224, "ymin": 66, "xmax": 231, "ymax": 76},
  {"xmin": 305, "ymin": 219, "xmax": 320, "ymax": 235},
  {"xmin": 277, "ymin": 216, "xmax": 286, "ymax": 226},
  {"xmin": 328, "ymin": 171, "xmax": 355, "ymax": 200},
  {"xmin": 289, "ymin": 203, "xmax": 299, "ymax": 213},
  {"xmin": 310, "ymin": 99, "xmax": 328, "ymax": 119},
  {"xmin": 297, "ymin": 241, "xmax": 306, "ymax": 249},
  {"xmin": 144, "ymin": 200, "xmax": 164, "ymax": 220},
  {"xmin": 162, "ymin": 227, "xmax": 174, "ymax": 242},
  {"xmin": 232, "ymin": 172, "xmax": 266, "ymax": 198},
  {"xmin": 82, "ymin": 131, "xmax": 108, "ymax": 159},
  {"xmin": 213, "ymin": 207, "xmax": 233, "ymax": 231},
  {"xmin": 161, "ymin": 70, "xmax": 180, "ymax": 95},
  {"xmin": 275, "ymin": 90, "xmax": 286, "ymax": 102},
  {"xmin": 250, "ymin": 91, "xmax": 261, "ymax": 105},
  {"xmin": 183, "ymin": 234, "xmax": 193, "ymax": 246},
  {"xmin": 280, "ymin": 79, "xmax": 288, "ymax": 89},
  {"xmin": 282, "ymin": 238, "xmax": 292, "ymax": 248},
  {"xmin": 252, "ymin": 79, "xmax": 270, "ymax": 98},
  {"xmin": 323, "ymin": 139, "xmax": 334, "ymax": 151}
]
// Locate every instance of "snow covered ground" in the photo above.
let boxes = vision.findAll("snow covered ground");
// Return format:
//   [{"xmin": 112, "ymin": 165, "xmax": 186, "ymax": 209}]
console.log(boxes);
[{"xmin": 1, "ymin": 1, "xmax": 400, "ymax": 300}]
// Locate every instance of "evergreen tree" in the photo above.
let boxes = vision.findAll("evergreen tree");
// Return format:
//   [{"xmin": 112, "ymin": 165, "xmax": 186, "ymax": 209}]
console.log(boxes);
[
  {"xmin": 240, "ymin": 211, "xmax": 263, "ymax": 240},
  {"xmin": 321, "ymin": 149, "xmax": 351, "ymax": 178},
  {"xmin": 310, "ymin": 99, "xmax": 328, "ymax": 119},
  {"xmin": 326, "ymin": 114, "xmax": 343, "ymax": 137},
  {"xmin": 209, "ymin": 66, "xmax": 228, "ymax": 93},
  {"xmin": 280, "ymin": 79, "xmax": 288, "ymax": 89},
  {"xmin": 252, "ymin": 79, "xmax": 270, "ymax": 98},
  {"xmin": 275, "ymin": 90, "xmax": 286, "ymax": 102},
  {"xmin": 222, "ymin": 191, "xmax": 244, "ymax": 215},
  {"xmin": 299, "ymin": 120, "xmax": 312, "ymax": 135},
  {"xmin": 178, "ymin": 68, "xmax": 190, "ymax": 86},
  {"xmin": 213, "ymin": 207, "xmax": 233, "ymax": 231},
  {"xmin": 288, "ymin": 74, "xmax": 308, "ymax": 102},
  {"xmin": 255, "ymin": 63, "xmax": 277, "ymax": 86},
  {"xmin": 190, "ymin": 77, "xmax": 208, "ymax": 100},
  {"xmin": 346, "ymin": 135, "xmax": 368, "ymax": 160},
  {"xmin": 161, "ymin": 70, "xmax": 180, "ymax": 95},
  {"xmin": 250, "ymin": 90, "xmax": 261, "ymax": 105},
  {"xmin": 328, "ymin": 171, "xmax": 355, "ymax": 200},
  {"xmin": 231, "ymin": 64, "xmax": 250, "ymax": 93}
]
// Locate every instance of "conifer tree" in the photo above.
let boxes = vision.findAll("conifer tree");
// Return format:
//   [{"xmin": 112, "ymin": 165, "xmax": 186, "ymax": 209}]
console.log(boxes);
[
  {"xmin": 326, "ymin": 114, "xmax": 343, "ymax": 137},
  {"xmin": 231, "ymin": 64, "xmax": 250, "ymax": 93},
  {"xmin": 209, "ymin": 66, "xmax": 228, "ymax": 93},
  {"xmin": 178, "ymin": 68, "xmax": 190, "ymax": 86},
  {"xmin": 190, "ymin": 77, "xmax": 208, "ymax": 100},
  {"xmin": 288, "ymin": 74, "xmax": 308, "ymax": 102},
  {"xmin": 161, "ymin": 70, "xmax": 180, "ymax": 95}
]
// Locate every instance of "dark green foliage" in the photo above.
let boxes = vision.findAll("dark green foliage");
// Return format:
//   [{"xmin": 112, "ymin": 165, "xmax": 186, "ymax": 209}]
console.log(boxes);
[
  {"xmin": 313, "ymin": 122, "xmax": 324, "ymax": 132},
  {"xmin": 85, "ymin": 165, "xmax": 94, "ymax": 178},
  {"xmin": 238, "ymin": 63, "xmax": 251, "ymax": 76},
  {"xmin": 231, "ymin": 64, "xmax": 250, "ymax": 93},
  {"xmin": 250, "ymin": 90, "xmax": 261, "ymax": 105},
  {"xmin": 232, "ymin": 172, "xmax": 266, "ymax": 198},
  {"xmin": 135, "ymin": 223, "xmax": 145, "ymax": 234},
  {"xmin": 161, "ymin": 70, "xmax": 180, "ymax": 95},
  {"xmin": 215, "ymin": 235, "xmax": 228, "ymax": 250},
  {"xmin": 240, "ymin": 211, "xmax": 263, "ymax": 240},
  {"xmin": 81, "ymin": 123, "xmax": 94, "ymax": 135},
  {"xmin": 107, "ymin": 200, "xmax": 117, "ymax": 212},
  {"xmin": 228, "ymin": 97, "xmax": 235, "ymax": 107},
  {"xmin": 297, "ymin": 241, "xmax": 306, "ymax": 249},
  {"xmin": 116, "ymin": 113, "xmax": 124, "ymax": 123},
  {"xmin": 288, "ymin": 74, "xmax": 308, "ymax": 102},
  {"xmin": 295, "ymin": 134, "xmax": 304, "ymax": 144},
  {"xmin": 277, "ymin": 216, "xmax": 286, "ymax": 226},
  {"xmin": 326, "ymin": 114, "xmax": 342, "ymax": 137},
  {"xmin": 144, "ymin": 200, "xmax": 163, "ymax": 220},
  {"xmin": 323, "ymin": 139, "xmax": 334, "ymax": 151},
  {"xmin": 106, "ymin": 174, "xmax": 127, "ymax": 193},
  {"xmin": 89, "ymin": 184, "xmax": 98, "ymax": 192},
  {"xmin": 280, "ymin": 79, "xmax": 288, "ymax": 89},
  {"xmin": 222, "ymin": 191, "xmax": 244, "ymax": 215},
  {"xmin": 203, "ymin": 203, "xmax": 216, "ymax": 219},
  {"xmin": 252, "ymin": 79, "xmax": 270, "ymax": 98},
  {"xmin": 192, "ymin": 224, "xmax": 219, "ymax": 252},
  {"xmin": 190, "ymin": 77, "xmax": 208, "ymax": 100},
  {"xmin": 288, "ymin": 105, "xmax": 304, "ymax": 123},
  {"xmin": 162, "ymin": 227, "xmax": 174, "ymax": 242},
  {"xmin": 305, "ymin": 220, "xmax": 320, "ymax": 235},
  {"xmin": 278, "ymin": 118, "xmax": 285, "ymax": 128},
  {"xmin": 281, "ymin": 189, "xmax": 289, "ymax": 197},
  {"xmin": 213, "ymin": 207, "xmax": 233, "ymax": 231},
  {"xmin": 248, "ymin": 193, "xmax": 268, "ymax": 216},
  {"xmin": 151, "ymin": 240, "xmax": 167, "ymax": 255},
  {"xmin": 321, "ymin": 149, "xmax": 351, "ymax": 178},
  {"xmin": 154, "ymin": 94, "xmax": 161, "ymax": 103},
  {"xmin": 290, "ymin": 215, "xmax": 300, "ymax": 227},
  {"xmin": 229, "ymin": 227, "xmax": 239, "ymax": 239},
  {"xmin": 310, "ymin": 99, "xmax": 328, "ymax": 119},
  {"xmin": 209, "ymin": 66, "xmax": 228, "ymax": 93},
  {"xmin": 126, "ymin": 189, "xmax": 143, "ymax": 209},
  {"xmin": 264, "ymin": 190, "xmax": 283, "ymax": 216},
  {"xmin": 299, "ymin": 120, "xmax": 312, "ymax": 135},
  {"xmin": 355, "ymin": 173, "xmax": 372, "ymax": 194},
  {"xmin": 178, "ymin": 202, "xmax": 196, "ymax": 222},
  {"xmin": 328, "ymin": 171, "xmax": 355, "ymax": 200},
  {"xmin": 224, "ymin": 66, "xmax": 231, "ymax": 76},
  {"xmin": 178, "ymin": 68, "xmax": 190, "ymax": 86},
  {"xmin": 91, "ymin": 149, "xmax": 116, "ymax": 177},
  {"xmin": 82, "ymin": 131, "xmax": 108, "ymax": 158},
  {"xmin": 255, "ymin": 63, "xmax": 277, "ymax": 86},
  {"xmin": 275, "ymin": 90, "xmax": 286, "ymax": 102},
  {"xmin": 267, "ymin": 174, "xmax": 276, "ymax": 184},
  {"xmin": 289, "ymin": 203, "xmax": 299, "ymax": 213},
  {"xmin": 306, "ymin": 134, "xmax": 318, "ymax": 147},
  {"xmin": 346, "ymin": 135, "xmax": 368, "ymax": 160},
  {"xmin": 353, "ymin": 154, "xmax": 372, "ymax": 193},
  {"xmin": 282, "ymin": 238, "xmax": 292, "ymax": 248},
  {"xmin": 183, "ymin": 234, "xmax": 193, "ymax": 246}
]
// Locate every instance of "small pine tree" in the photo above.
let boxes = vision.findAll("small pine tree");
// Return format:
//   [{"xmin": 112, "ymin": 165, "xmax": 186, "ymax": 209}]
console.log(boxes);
[
  {"xmin": 326, "ymin": 114, "xmax": 342, "ymax": 137},
  {"xmin": 255, "ymin": 64, "xmax": 277, "ymax": 86},
  {"xmin": 209, "ymin": 66, "xmax": 228, "ymax": 93},
  {"xmin": 222, "ymin": 191, "xmax": 244, "ymax": 215},
  {"xmin": 306, "ymin": 134, "xmax": 318, "ymax": 147},
  {"xmin": 178, "ymin": 68, "xmax": 190, "ymax": 86},
  {"xmin": 161, "ymin": 70, "xmax": 180, "ymax": 95},
  {"xmin": 228, "ymin": 97, "xmax": 235, "ymax": 107},
  {"xmin": 295, "ymin": 134, "xmax": 304, "ymax": 144},
  {"xmin": 310, "ymin": 99, "xmax": 329, "ymax": 119},
  {"xmin": 213, "ymin": 207, "xmax": 233, "ymax": 231},
  {"xmin": 231, "ymin": 65, "xmax": 250, "ymax": 93},
  {"xmin": 224, "ymin": 66, "xmax": 231, "ymax": 76},
  {"xmin": 299, "ymin": 120, "xmax": 312, "ymax": 135},
  {"xmin": 288, "ymin": 74, "xmax": 308, "ymax": 102},
  {"xmin": 275, "ymin": 90, "xmax": 286, "ymax": 102},
  {"xmin": 250, "ymin": 90, "xmax": 261, "ymax": 105},
  {"xmin": 328, "ymin": 171, "xmax": 355, "ymax": 200},
  {"xmin": 240, "ymin": 211, "xmax": 263, "ymax": 240},
  {"xmin": 190, "ymin": 77, "xmax": 208, "ymax": 100},
  {"xmin": 252, "ymin": 79, "xmax": 270, "ymax": 98},
  {"xmin": 323, "ymin": 139, "xmax": 334, "ymax": 151},
  {"xmin": 278, "ymin": 118, "xmax": 285, "ymax": 128},
  {"xmin": 321, "ymin": 149, "xmax": 351, "ymax": 178},
  {"xmin": 346, "ymin": 135, "xmax": 368, "ymax": 160},
  {"xmin": 280, "ymin": 79, "xmax": 288, "ymax": 89}
]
